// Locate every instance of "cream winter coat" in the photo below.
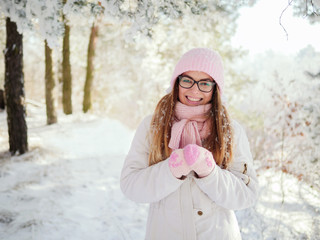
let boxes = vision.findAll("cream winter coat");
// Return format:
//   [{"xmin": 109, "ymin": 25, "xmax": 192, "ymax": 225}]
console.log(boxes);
[{"xmin": 120, "ymin": 115, "xmax": 259, "ymax": 240}]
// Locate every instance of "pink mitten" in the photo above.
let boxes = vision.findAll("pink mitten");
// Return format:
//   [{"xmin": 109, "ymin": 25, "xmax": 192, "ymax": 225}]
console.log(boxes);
[
  {"xmin": 168, "ymin": 149, "xmax": 191, "ymax": 179},
  {"xmin": 183, "ymin": 144, "xmax": 215, "ymax": 178}
]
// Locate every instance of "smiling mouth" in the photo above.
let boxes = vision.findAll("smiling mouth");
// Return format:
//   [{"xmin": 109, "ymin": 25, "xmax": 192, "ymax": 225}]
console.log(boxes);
[{"xmin": 186, "ymin": 96, "xmax": 202, "ymax": 102}]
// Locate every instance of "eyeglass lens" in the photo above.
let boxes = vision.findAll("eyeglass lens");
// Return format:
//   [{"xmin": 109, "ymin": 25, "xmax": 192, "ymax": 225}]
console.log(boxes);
[{"xmin": 179, "ymin": 76, "xmax": 215, "ymax": 92}]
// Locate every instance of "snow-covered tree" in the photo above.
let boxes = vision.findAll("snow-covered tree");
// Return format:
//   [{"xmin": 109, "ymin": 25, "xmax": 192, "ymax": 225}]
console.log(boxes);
[
  {"xmin": 236, "ymin": 46, "xmax": 320, "ymax": 188},
  {"xmin": 0, "ymin": 0, "xmax": 64, "ymax": 48},
  {"xmin": 0, "ymin": 0, "xmax": 64, "ymax": 154},
  {"xmin": 292, "ymin": 0, "xmax": 320, "ymax": 24}
]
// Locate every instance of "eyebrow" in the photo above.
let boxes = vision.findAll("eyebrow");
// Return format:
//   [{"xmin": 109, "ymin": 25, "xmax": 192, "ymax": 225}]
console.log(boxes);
[{"xmin": 181, "ymin": 74, "xmax": 214, "ymax": 82}]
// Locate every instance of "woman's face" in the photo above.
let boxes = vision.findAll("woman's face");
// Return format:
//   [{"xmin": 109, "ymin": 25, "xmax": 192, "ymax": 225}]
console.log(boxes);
[{"xmin": 178, "ymin": 71, "xmax": 214, "ymax": 106}]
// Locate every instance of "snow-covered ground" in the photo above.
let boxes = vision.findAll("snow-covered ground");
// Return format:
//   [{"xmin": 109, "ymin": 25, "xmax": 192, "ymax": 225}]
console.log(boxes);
[{"xmin": 0, "ymin": 105, "xmax": 319, "ymax": 240}]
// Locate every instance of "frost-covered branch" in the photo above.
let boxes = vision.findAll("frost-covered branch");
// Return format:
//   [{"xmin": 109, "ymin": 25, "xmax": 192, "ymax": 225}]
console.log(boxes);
[
  {"xmin": 292, "ymin": 0, "xmax": 320, "ymax": 24},
  {"xmin": 0, "ymin": 0, "xmax": 258, "ymax": 48},
  {"xmin": 0, "ymin": 0, "xmax": 64, "ymax": 48}
]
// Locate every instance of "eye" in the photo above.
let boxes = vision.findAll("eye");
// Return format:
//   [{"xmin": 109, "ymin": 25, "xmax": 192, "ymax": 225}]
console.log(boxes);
[
  {"xmin": 180, "ymin": 77, "xmax": 193, "ymax": 84},
  {"xmin": 199, "ymin": 81, "xmax": 212, "ymax": 86}
]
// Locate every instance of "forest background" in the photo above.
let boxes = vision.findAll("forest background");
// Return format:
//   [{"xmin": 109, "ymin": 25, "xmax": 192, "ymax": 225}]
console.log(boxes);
[{"xmin": 0, "ymin": 0, "xmax": 319, "ymax": 239}]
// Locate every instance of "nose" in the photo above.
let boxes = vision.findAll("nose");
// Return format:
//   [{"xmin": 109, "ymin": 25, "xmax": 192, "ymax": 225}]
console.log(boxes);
[{"xmin": 190, "ymin": 82, "xmax": 201, "ymax": 93}]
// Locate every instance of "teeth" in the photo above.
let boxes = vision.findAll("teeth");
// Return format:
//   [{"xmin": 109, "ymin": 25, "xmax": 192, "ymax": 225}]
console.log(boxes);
[{"xmin": 187, "ymin": 96, "xmax": 201, "ymax": 102}]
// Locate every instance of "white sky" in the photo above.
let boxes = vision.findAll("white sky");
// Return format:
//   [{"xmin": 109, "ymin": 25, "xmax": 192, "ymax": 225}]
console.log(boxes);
[{"xmin": 232, "ymin": 0, "xmax": 320, "ymax": 55}]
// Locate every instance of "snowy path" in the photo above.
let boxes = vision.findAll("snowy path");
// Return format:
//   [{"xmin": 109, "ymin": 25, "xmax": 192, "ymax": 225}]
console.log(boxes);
[
  {"xmin": 0, "ymin": 110, "xmax": 148, "ymax": 240},
  {"xmin": 0, "ymin": 108, "xmax": 319, "ymax": 239}
]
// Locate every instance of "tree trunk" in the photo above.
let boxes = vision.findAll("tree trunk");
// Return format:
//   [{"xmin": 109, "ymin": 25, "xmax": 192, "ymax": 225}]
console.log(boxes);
[
  {"xmin": 0, "ymin": 89, "xmax": 5, "ymax": 110},
  {"xmin": 83, "ymin": 22, "xmax": 98, "ymax": 113},
  {"xmin": 62, "ymin": 13, "xmax": 72, "ymax": 114},
  {"xmin": 45, "ymin": 40, "xmax": 57, "ymax": 124},
  {"xmin": 4, "ymin": 18, "xmax": 28, "ymax": 155}
]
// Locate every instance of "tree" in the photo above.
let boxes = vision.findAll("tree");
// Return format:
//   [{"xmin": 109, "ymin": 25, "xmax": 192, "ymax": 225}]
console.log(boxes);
[
  {"xmin": 4, "ymin": 18, "xmax": 28, "ymax": 155},
  {"xmin": 62, "ymin": 0, "xmax": 72, "ymax": 114},
  {"xmin": 0, "ymin": 0, "xmax": 63, "ymax": 153},
  {"xmin": 0, "ymin": 89, "xmax": 5, "ymax": 110},
  {"xmin": 80, "ymin": 1, "xmax": 103, "ymax": 113},
  {"xmin": 45, "ymin": 40, "xmax": 57, "ymax": 124},
  {"xmin": 83, "ymin": 22, "xmax": 98, "ymax": 113},
  {"xmin": 292, "ymin": 0, "xmax": 320, "ymax": 24},
  {"xmin": 292, "ymin": 1, "xmax": 320, "ymax": 82}
]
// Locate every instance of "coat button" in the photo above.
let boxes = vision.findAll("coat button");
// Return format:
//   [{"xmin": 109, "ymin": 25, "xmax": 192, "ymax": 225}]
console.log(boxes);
[{"xmin": 197, "ymin": 211, "xmax": 203, "ymax": 216}]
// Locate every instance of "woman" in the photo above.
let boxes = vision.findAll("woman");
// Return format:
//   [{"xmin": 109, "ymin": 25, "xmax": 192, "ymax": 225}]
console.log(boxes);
[{"xmin": 120, "ymin": 48, "xmax": 259, "ymax": 240}]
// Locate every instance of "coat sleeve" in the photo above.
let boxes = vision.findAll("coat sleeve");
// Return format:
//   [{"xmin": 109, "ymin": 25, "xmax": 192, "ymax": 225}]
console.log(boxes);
[
  {"xmin": 194, "ymin": 120, "xmax": 259, "ymax": 210},
  {"xmin": 120, "ymin": 115, "xmax": 184, "ymax": 203}
]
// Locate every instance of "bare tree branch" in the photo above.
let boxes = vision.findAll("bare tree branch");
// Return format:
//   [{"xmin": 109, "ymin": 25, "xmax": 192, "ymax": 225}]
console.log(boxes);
[
  {"xmin": 305, "ymin": 70, "xmax": 320, "ymax": 79},
  {"xmin": 279, "ymin": 0, "xmax": 294, "ymax": 40},
  {"xmin": 310, "ymin": 0, "xmax": 319, "ymax": 16}
]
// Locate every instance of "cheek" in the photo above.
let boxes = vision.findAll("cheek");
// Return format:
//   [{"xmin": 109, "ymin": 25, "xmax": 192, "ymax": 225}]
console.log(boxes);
[
  {"xmin": 203, "ymin": 92, "xmax": 213, "ymax": 103},
  {"xmin": 178, "ymin": 87, "xmax": 186, "ymax": 100}
]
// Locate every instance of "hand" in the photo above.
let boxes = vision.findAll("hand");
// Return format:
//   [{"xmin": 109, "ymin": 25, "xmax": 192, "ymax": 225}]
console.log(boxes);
[
  {"xmin": 183, "ymin": 144, "xmax": 215, "ymax": 178},
  {"xmin": 168, "ymin": 149, "xmax": 191, "ymax": 179}
]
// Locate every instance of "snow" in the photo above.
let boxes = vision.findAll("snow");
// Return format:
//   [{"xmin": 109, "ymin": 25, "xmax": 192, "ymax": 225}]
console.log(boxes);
[
  {"xmin": 0, "ymin": 106, "xmax": 147, "ymax": 240},
  {"xmin": 0, "ymin": 105, "xmax": 319, "ymax": 239}
]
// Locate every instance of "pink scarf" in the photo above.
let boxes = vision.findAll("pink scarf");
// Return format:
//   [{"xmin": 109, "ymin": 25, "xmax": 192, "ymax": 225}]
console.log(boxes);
[{"xmin": 169, "ymin": 102, "xmax": 211, "ymax": 150}]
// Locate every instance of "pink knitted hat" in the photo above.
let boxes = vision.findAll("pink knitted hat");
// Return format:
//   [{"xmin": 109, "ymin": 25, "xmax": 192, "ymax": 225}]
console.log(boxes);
[{"xmin": 169, "ymin": 48, "xmax": 224, "ymax": 95}]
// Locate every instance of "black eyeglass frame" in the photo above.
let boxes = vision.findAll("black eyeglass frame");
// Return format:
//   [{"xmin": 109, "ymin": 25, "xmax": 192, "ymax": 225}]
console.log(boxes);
[{"xmin": 178, "ymin": 75, "xmax": 216, "ymax": 93}]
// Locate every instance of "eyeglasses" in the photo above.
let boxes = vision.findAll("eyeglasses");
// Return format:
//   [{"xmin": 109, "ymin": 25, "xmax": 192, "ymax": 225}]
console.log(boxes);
[{"xmin": 178, "ymin": 75, "xmax": 216, "ymax": 93}]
